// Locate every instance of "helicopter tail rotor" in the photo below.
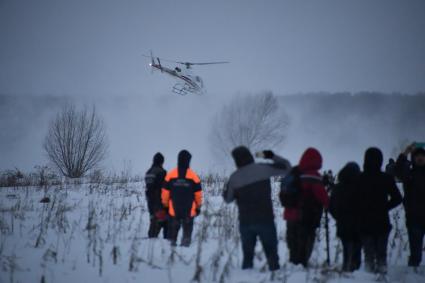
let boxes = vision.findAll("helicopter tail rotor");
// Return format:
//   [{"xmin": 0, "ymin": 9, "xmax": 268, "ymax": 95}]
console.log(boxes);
[
  {"xmin": 144, "ymin": 51, "xmax": 164, "ymax": 74},
  {"xmin": 148, "ymin": 51, "xmax": 155, "ymax": 74},
  {"xmin": 156, "ymin": 57, "xmax": 163, "ymax": 72}
]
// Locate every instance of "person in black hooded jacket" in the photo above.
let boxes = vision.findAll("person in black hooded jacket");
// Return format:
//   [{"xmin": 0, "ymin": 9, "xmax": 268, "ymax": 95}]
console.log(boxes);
[
  {"xmin": 223, "ymin": 146, "xmax": 291, "ymax": 271},
  {"xmin": 145, "ymin": 152, "xmax": 167, "ymax": 238},
  {"xmin": 395, "ymin": 144, "xmax": 425, "ymax": 268},
  {"xmin": 358, "ymin": 147, "xmax": 402, "ymax": 274},
  {"xmin": 329, "ymin": 162, "xmax": 362, "ymax": 272}
]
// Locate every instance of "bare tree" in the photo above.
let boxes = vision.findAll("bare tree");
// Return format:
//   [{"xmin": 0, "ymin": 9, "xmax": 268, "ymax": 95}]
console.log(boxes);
[
  {"xmin": 43, "ymin": 104, "xmax": 108, "ymax": 178},
  {"xmin": 210, "ymin": 92, "xmax": 289, "ymax": 164}
]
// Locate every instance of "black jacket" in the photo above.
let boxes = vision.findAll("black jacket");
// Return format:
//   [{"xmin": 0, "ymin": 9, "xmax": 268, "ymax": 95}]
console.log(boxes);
[
  {"xmin": 145, "ymin": 165, "xmax": 166, "ymax": 215},
  {"xmin": 329, "ymin": 163, "xmax": 361, "ymax": 239},
  {"xmin": 357, "ymin": 148, "xmax": 402, "ymax": 235},
  {"xmin": 395, "ymin": 154, "xmax": 425, "ymax": 227},
  {"xmin": 223, "ymin": 147, "xmax": 291, "ymax": 225}
]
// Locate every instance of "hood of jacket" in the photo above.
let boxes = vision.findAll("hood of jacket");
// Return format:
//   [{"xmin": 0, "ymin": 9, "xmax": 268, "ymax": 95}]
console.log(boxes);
[
  {"xmin": 338, "ymin": 162, "xmax": 361, "ymax": 184},
  {"xmin": 152, "ymin": 152, "xmax": 164, "ymax": 167},
  {"xmin": 178, "ymin": 150, "xmax": 192, "ymax": 177},
  {"xmin": 231, "ymin": 146, "xmax": 255, "ymax": 168},
  {"xmin": 363, "ymin": 147, "xmax": 383, "ymax": 173},
  {"xmin": 299, "ymin": 147, "xmax": 322, "ymax": 172}
]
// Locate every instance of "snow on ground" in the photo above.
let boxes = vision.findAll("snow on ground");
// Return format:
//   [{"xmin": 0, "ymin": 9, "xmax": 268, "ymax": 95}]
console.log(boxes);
[{"xmin": 0, "ymin": 180, "xmax": 424, "ymax": 283}]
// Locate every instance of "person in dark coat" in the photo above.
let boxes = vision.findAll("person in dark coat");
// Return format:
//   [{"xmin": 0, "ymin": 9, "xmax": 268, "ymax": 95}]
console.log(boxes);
[
  {"xmin": 329, "ymin": 162, "xmax": 362, "ymax": 272},
  {"xmin": 145, "ymin": 152, "xmax": 168, "ymax": 238},
  {"xmin": 358, "ymin": 147, "xmax": 402, "ymax": 274},
  {"xmin": 223, "ymin": 146, "xmax": 291, "ymax": 271},
  {"xmin": 283, "ymin": 148, "xmax": 329, "ymax": 268},
  {"xmin": 395, "ymin": 144, "xmax": 425, "ymax": 268}
]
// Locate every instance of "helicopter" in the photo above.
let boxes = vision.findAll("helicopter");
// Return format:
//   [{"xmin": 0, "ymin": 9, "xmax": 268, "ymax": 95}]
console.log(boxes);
[{"xmin": 142, "ymin": 52, "xmax": 229, "ymax": 95}]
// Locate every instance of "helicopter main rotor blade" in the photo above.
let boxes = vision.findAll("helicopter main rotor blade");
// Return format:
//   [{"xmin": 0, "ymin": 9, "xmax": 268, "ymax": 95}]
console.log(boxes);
[
  {"xmin": 142, "ymin": 54, "xmax": 230, "ymax": 67},
  {"xmin": 177, "ymin": 61, "xmax": 230, "ymax": 66}
]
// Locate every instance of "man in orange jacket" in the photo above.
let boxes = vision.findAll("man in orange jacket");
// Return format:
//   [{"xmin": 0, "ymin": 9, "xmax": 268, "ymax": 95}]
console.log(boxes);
[{"xmin": 162, "ymin": 150, "xmax": 202, "ymax": 247}]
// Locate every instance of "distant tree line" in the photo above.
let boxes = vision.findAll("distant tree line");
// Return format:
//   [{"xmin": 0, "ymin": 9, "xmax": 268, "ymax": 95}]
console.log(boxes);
[{"xmin": 278, "ymin": 92, "xmax": 425, "ymax": 156}]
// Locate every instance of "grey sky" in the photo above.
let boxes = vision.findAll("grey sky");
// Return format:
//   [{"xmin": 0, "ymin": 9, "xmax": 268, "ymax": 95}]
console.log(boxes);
[{"xmin": 1, "ymin": 0, "xmax": 425, "ymax": 96}]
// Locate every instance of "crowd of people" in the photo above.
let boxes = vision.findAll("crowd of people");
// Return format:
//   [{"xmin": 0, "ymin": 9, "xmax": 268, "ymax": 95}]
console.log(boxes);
[{"xmin": 144, "ymin": 143, "xmax": 425, "ymax": 274}]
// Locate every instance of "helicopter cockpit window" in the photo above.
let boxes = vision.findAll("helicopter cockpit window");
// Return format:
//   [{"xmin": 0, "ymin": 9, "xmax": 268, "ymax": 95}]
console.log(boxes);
[{"xmin": 175, "ymin": 67, "xmax": 181, "ymax": 72}]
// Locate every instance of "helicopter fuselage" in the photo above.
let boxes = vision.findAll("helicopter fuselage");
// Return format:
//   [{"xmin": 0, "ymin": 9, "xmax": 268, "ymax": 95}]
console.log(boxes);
[
  {"xmin": 149, "ymin": 63, "xmax": 202, "ymax": 93},
  {"xmin": 143, "ymin": 52, "xmax": 227, "ymax": 95}
]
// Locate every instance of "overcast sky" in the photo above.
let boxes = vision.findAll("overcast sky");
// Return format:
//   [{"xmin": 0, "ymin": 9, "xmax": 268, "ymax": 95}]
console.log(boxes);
[
  {"xmin": 1, "ymin": 0, "xmax": 425, "ymax": 173},
  {"xmin": 1, "ymin": 0, "xmax": 425, "ymax": 96}
]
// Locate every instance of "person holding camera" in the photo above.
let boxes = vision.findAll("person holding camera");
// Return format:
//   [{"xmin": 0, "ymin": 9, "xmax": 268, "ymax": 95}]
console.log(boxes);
[
  {"xmin": 223, "ymin": 146, "xmax": 291, "ymax": 271},
  {"xmin": 395, "ymin": 143, "xmax": 425, "ymax": 268},
  {"xmin": 357, "ymin": 147, "xmax": 402, "ymax": 274}
]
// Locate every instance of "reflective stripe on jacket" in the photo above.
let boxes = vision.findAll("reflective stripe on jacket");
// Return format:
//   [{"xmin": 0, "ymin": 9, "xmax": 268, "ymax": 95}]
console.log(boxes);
[{"xmin": 161, "ymin": 168, "xmax": 202, "ymax": 218}]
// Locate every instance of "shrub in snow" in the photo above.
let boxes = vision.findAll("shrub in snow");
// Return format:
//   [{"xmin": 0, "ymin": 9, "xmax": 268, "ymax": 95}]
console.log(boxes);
[{"xmin": 43, "ymin": 104, "xmax": 108, "ymax": 178}]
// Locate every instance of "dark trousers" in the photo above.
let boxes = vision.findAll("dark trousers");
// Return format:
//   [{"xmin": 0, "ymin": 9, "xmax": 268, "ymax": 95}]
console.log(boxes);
[
  {"xmin": 286, "ymin": 221, "xmax": 316, "ymax": 267},
  {"xmin": 407, "ymin": 224, "xmax": 425, "ymax": 267},
  {"xmin": 148, "ymin": 215, "xmax": 168, "ymax": 238},
  {"xmin": 239, "ymin": 222, "xmax": 280, "ymax": 271},
  {"xmin": 340, "ymin": 237, "xmax": 362, "ymax": 272},
  {"xmin": 168, "ymin": 217, "xmax": 194, "ymax": 247},
  {"xmin": 362, "ymin": 232, "xmax": 389, "ymax": 273}
]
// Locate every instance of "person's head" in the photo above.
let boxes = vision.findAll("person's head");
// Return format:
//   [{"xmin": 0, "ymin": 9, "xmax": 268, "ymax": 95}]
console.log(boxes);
[
  {"xmin": 412, "ymin": 147, "xmax": 425, "ymax": 167},
  {"xmin": 178, "ymin": 150, "xmax": 192, "ymax": 169},
  {"xmin": 338, "ymin": 162, "xmax": 361, "ymax": 184},
  {"xmin": 299, "ymin": 147, "xmax": 322, "ymax": 172},
  {"xmin": 177, "ymin": 150, "xmax": 192, "ymax": 178},
  {"xmin": 388, "ymin": 158, "xmax": 395, "ymax": 165},
  {"xmin": 363, "ymin": 147, "xmax": 383, "ymax": 173},
  {"xmin": 231, "ymin": 146, "xmax": 254, "ymax": 168},
  {"xmin": 152, "ymin": 152, "xmax": 164, "ymax": 167}
]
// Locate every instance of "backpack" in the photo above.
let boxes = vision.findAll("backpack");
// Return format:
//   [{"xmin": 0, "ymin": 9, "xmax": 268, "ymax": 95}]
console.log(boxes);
[{"xmin": 279, "ymin": 167, "xmax": 301, "ymax": 208}]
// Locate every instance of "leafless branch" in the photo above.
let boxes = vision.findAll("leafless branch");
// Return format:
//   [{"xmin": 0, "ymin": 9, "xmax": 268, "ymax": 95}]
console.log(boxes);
[
  {"xmin": 43, "ymin": 104, "xmax": 108, "ymax": 178},
  {"xmin": 210, "ymin": 92, "xmax": 289, "ymax": 163}
]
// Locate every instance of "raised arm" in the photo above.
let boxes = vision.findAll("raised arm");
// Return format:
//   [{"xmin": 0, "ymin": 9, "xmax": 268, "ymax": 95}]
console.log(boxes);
[
  {"xmin": 258, "ymin": 150, "xmax": 292, "ymax": 177},
  {"xmin": 395, "ymin": 143, "xmax": 416, "ymax": 182},
  {"xmin": 387, "ymin": 177, "xmax": 402, "ymax": 210},
  {"xmin": 271, "ymin": 154, "xmax": 292, "ymax": 170},
  {"xmin": 395, "ymin": 154, "xmax": 411, "ymax": 182}
]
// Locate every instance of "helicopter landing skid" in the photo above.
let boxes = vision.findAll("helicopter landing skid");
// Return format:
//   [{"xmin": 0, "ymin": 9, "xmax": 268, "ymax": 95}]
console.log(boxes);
[{"xmin": 172, "ymin": 83, "xmax": 199, "ymax": 96}]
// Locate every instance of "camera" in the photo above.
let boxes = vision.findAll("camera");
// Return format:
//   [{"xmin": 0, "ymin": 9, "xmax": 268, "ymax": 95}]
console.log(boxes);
[{"xmin": 255, "ymin": 151, "xmax": 265, "ymax": 158}]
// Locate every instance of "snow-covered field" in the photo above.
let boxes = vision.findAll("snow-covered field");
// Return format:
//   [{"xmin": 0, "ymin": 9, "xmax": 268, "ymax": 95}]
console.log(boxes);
[{"xmin": 0, "ymin": 180, "xmax": 424, "ymax": 283}]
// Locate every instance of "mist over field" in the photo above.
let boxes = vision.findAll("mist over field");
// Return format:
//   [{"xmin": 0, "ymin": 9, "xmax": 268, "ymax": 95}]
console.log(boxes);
[
  {"xmin": 1, "ymin": 92, "xmax": 424, "ymax": 175},
  {"xmin": 2, "ymin": 0, "xmax": 425, "ymax": 175}
]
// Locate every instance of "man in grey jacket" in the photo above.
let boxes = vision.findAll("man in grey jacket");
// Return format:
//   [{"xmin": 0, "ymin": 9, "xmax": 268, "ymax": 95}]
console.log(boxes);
[{"xmin": 223, "ymin": 146, "xmax": 291, "ymax": 271}]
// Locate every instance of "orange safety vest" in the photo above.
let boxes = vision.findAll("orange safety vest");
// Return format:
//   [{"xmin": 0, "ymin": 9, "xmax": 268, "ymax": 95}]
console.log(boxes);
[{"xmin": 161, "ymin": 168, "xmax": 202, "ymax": 217}]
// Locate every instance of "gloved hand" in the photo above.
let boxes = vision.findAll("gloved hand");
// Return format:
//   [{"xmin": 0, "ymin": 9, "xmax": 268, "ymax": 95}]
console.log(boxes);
[
  {"xmin": 404, "ymin": 143, "xmax": 416, "ymax": 156},
  {"xmin": 195, "ymin": 207, "xmax": 201, "ymax": 216},
  {"xmin": 155, "ymin": 208, "xmax": 168, "ymax": 222},
  {"xmin": 262, "ymin": 150, "xmax": 275, "ymax": 159}
]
